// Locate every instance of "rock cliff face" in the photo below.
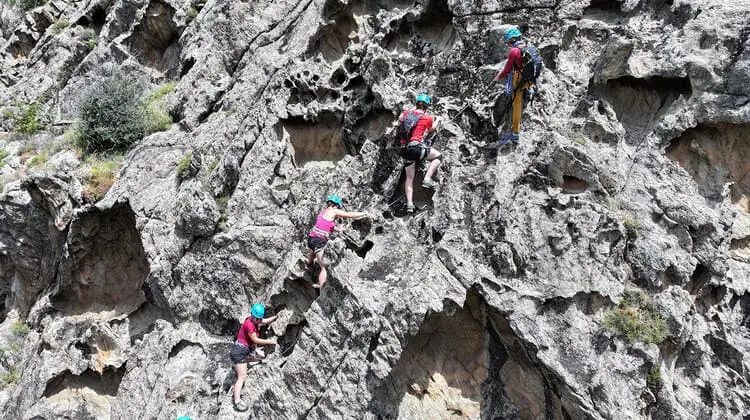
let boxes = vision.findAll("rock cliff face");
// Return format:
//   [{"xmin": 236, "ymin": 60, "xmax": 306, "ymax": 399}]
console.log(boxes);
[{"xmin": 1, "ymin": 0, "xmax": 749, "ymax": 418}]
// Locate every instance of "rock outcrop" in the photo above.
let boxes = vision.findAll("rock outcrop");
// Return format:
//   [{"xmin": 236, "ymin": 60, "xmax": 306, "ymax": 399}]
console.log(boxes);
[{"xmin": 1, "ymin": 0, "xmax": 749, "ymax": 418}]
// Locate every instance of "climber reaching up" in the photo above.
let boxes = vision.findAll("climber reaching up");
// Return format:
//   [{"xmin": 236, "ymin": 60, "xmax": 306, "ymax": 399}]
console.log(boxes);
[
  {"xmin": 493, "ymin": 26, "xmax": 544, "ymax": 146},
  {"xmin": 231, "ymin": 303, "xmax": 278, "ymax": 412},
  {"xmin": 306, "ymin": 195, "xmax": 369, "ymax": 288},
  {"xmin": 398, "ymin": 93, "xmax": 442, "ymax": 214}
]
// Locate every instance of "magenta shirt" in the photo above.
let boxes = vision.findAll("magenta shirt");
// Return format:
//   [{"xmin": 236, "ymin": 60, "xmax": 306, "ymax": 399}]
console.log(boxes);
[
  {"xmin": 236, "ymin": 317, "xmax": 259, "ymax": 347},
  {"xmin": 310, "ymin": 211, "xmax": 335, "ymax": 239}
]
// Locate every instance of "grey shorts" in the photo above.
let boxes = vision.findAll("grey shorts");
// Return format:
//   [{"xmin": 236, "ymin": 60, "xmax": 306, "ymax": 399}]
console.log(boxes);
[
  {"xmin": 401, "ymin": 143, "xmax": 430, "ymax": 165},
  {"xmin": 307, "ymin": 236, "xmax": 327, "ymax": 253},
  {"xmin": 230, "ymin": 343, "xmax": 252, "ymax": 364}
]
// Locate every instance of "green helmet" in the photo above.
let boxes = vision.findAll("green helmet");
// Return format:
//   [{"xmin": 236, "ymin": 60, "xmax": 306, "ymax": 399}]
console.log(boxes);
[
  {"xmin": 504, "ymin": 26, "xmax": 522, "ymax": 42},
  {"xmin": 416, "ymin": 93, "xmax": 431, "ymax": 105},
  {"xmin": 251, "ymin": 303, "xmax": 265, "ymax": 319},
  {"xmin": 326, "ymin": 194, "xmax": 343, "ymax": 208}
]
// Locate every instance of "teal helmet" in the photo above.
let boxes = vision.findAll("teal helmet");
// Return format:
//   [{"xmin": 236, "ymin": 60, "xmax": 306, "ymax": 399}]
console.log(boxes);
[
  {"xmin": 251, "ymin": 303, "xmax": 265, "ymax": 319},
  {"xmin": 504, "ymin": 26, "xmax": 522, "ymax": 42},
  {"xmin": 176, "ymin": 417, "xmax": 192, "ymax": 420},
  {"xmin": 416, "ymin": 93, "xmax": 431, "ymax": 105},
  {"xmin": 326, "ymin": 194, "xmax": 343, "ymax": 208}
]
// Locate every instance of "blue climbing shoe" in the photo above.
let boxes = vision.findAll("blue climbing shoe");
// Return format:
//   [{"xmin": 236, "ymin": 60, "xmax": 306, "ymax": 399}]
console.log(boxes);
[{"xmin": 499, "ymin": 133, "xmax": 520, "ymax": 146}]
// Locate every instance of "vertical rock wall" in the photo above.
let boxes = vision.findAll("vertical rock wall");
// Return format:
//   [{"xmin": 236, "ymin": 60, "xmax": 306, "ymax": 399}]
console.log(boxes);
[{"xmin": 0, "ymin": 0, "xmax": 749, "ymax": 418}]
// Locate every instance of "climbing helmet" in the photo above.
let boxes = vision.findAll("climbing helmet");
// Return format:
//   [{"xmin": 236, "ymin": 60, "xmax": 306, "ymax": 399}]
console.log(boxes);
[
  {"xmin": 326, "ymin": 194, "xmax": 343, "ymax": 208},
  {"xmin": 416, "ymin": 93, "xmax": 431, "ymax": 106},
  {"xmin": 251, "ymin": 303, "xmax": 265, "ymax": 319},
  {"xmin": 504, "ymin": 26, "xmax": 522, "ymax": 42}
]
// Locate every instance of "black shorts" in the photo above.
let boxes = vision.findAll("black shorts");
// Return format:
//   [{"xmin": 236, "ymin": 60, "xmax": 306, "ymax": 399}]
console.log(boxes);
[
  {"xmin": 307, "ymin": 236, "xmax": 327, "ymax": 253},
  {"xmin": 401, "ymin": 143, "xmax": 430, "ymax": 165},
  {"xmin": 230, "ymin": 343, "xmax": 252, "ymax": 364}
]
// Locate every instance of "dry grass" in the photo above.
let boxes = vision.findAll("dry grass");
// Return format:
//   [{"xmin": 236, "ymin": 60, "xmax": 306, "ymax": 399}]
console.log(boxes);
[{"xmin": 82, "ymin": 156, "xmax": 121, "ymax": 202}]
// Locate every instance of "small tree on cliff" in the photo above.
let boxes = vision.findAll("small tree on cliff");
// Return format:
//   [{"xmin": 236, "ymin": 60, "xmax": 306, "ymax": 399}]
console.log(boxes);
[{"xmin": 76, "ymin": 69, "xmax": 146, "ymax": 155}]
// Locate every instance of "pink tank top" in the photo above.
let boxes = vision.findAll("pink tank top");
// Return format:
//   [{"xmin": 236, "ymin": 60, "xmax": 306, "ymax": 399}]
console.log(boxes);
[
  {"xmin": 310, "ymin": 211, "xmax": 335, "ymax": 239},
  {"xmin": 236, "ymin": 317, "xmax": 258, "ymax": 347}
]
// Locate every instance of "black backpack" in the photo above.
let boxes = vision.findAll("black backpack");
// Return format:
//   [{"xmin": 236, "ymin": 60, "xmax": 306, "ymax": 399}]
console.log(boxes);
[
  {"xmin": 519, "ymin": 43, "xmax": 544, "ymax": 85},
  {"xmin": 397, "ymin": 110, "xmax": 424, "ymax": 143}
]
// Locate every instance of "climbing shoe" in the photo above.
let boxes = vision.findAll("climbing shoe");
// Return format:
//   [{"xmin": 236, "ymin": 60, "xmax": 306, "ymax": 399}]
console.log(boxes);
[
  {"xmin": 234, "ymin": 400, "xmax": 249, "ymax": 412},
  {"xmin": 406, "ymin": 203, "xmax": 415, "ymax": 214},
  {"xmin": 247, "ymin": 348, "xmax": 265, "ymax": 362},
  {"xmin": 499, "ymin": 133, "xmax": 520, "ymax": 146},
  {"xmin": 422, "ymin": 178, "xmax": 437, "ymax": 189}
]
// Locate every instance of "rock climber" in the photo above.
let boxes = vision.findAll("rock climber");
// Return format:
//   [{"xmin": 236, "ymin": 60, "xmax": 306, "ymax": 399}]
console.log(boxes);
[
  {"xmin": 398, "ymin": 93, "xmax": 442, "ymax": 213},
  {"xmin": 231, "ymin": 303, "xmax": 278, "ymax": 412},
  {"xmin": 493, "ymin": 26, "xmax": 542, "ymax": 145},
  {"xmin": 306, "ymin": 194, "xmax": 368, "ymax": 288}
]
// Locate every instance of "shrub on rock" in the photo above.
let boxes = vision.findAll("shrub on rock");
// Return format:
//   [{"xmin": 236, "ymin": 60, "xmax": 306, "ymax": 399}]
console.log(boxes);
[{"xmin": 76, "ymin": 70, "xmax": 146, "ymax": 154}]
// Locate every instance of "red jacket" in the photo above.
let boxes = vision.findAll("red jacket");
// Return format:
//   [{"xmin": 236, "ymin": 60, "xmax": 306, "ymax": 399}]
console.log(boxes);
[
  {"xmin": 398, "ymin": 109, "xmax": 434, "ymax": 145},
  {"xmin": 494, "ymin": 47, "xmax": 523, "ymax": 80}
]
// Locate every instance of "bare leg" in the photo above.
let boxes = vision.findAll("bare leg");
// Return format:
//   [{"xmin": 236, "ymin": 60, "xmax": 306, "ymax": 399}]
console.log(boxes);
[
  {"xmin": 316, "ymin": 250, "xmax": 327, "ymax": 287},
  {"xmin": 233, "ymin": 362, "xmax": 248, "ymax": 403},
  {"xmin": 424, "ymin": 149, "xmax": 442, "ymax": 181},
  {"xmin": 404, "ymin": 162, "xmax": 416, "ymax": 206},
  {"xmin": 306, "ymin": 249, "xmax": 315, "ymax": 268}
]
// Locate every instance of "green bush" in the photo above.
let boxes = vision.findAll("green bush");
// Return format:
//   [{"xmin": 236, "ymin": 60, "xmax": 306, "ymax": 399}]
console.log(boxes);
[
  {"xmin": 150, "ymin": 82, "xmax": 176, "ymax": 100},
  {"xmin": 186, "ymin": 7, "xmax": 198, "ymax": 22},
  {"xmin": 142, "ymin": 83, "xmax": 175, "ymax": 134},
  {"xmin": 62, "ymin": 125, "xmax": 82, "ymax": 148},
  {"xmin": 603, "ymin": 290, "xmax": 668, "ymax": 344},
  {"xmin": 81, "ymin": 29, "xmax": 97, "ymax": 50},
  {"xmin": 622, "ymin": 214, "xmax": 642, "ymax": 235},
  {"xmin": 50, "ymin": 18, "xmax": 69, "ymax": 34},
  {"xmin": 647, "ymin": 366, "xmax": 661, "ymax": 392},
  {"xmin": 142, "ymin": 102, "xmax": 171, "ymax": 134},
  {"xmin": 11, "ymin": 321, "xmax": 29, "ymax": 337},
  {"xmin": 0, "ymin": 369, "xmax": 19, "ymax": 387},
  {"xmin": 176, "ymin": 152, "xmax": 192, "ymax": 179},
  {"xmin": 27, "ymin": 152, "xmax": 48, "ymax": 168},
  {"xmin": 0, "ymin": 149, "xmax": 9, "ymax": 169},
  {"xmin": 10, "ymin": 102, "xmax": 46, "ymax": 134},
  {"xmin": 1, "ymin": 370, "xmax": 19, "ymax": 384},
  {"xmin": 0, "ymin": 344, "xmax": 21, "ymax": 388},
  {"xmin": 76, "ymin": 70, "xmax": 146, "ymax": 154}
]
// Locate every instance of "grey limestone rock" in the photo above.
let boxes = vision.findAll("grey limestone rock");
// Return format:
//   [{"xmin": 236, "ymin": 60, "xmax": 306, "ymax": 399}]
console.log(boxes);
[{"xmin": 0, "ymin": 0, "xmax": 750, "ymax": 418}]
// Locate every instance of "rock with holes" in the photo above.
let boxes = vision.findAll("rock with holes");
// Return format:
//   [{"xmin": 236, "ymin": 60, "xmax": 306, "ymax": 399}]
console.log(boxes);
[
  {"xmin": 112, "ymin": 321, "xmax": 229, "ymax": 420},
  {"xmin": 1, "ymin": 0, "xmax": 750, "ymax": 418},
  {"xmin": 174, "ymin": 179, "xmax": 220, "ymax": 238},
  {"xmin": 653, "ymin": 286, "xmax": 693, "ymax": 346},
  {"xmin": 581, "ymin": 100, "xmax": 626, "ymax": 145}
]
